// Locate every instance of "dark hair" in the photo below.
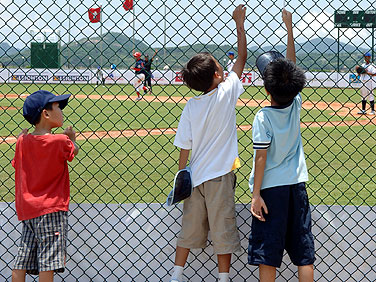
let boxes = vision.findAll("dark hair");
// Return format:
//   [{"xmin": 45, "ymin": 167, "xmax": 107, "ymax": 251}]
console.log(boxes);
[
  {"xmin": 263, "ymin": 58, "xmax": 306, "ymax": 105},
  {"xmin": 34, "ymin": 102, "xmax": 54, "ymax": 125},
  {"xmin": 181, "ymin": 52, "xmax": 218, "ymax": 92}
]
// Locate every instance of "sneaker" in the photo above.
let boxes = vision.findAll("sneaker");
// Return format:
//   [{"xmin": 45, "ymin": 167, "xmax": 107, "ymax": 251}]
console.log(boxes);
[
  {"xmin": 135, "ymin": 97, "xmax": 142, "ymax": 101},
  {"xmin": 169, "ymin": 280, "xmax": 184, "ymax": 282},
  {"xmin": 357, "ymin": 110, "xmax": 366, "ymax": 114},
  {"xmin": 369, "ymin": 111, "xmax": 375, "ymax": 115}
]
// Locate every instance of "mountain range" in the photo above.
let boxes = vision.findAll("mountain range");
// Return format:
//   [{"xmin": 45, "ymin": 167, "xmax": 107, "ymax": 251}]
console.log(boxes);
[{"xmin": 0, "ymin": 33, "xmax": 370, "ymax": 71}]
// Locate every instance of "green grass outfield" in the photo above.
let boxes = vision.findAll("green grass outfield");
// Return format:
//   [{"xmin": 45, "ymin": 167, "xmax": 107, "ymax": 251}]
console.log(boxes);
[
  {"xmin": 0, "ymin": 81, "xmax": 365, "ymax": 102},
  {"xmin": 1, "ymin": 83, "xmax": 375, "ymax": 206}
]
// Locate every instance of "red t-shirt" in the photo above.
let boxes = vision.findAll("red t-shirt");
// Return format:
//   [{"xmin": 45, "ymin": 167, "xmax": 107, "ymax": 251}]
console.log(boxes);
[{"xmin": 12, "ymin": 134, "xmax": 75, "ymax": 221}]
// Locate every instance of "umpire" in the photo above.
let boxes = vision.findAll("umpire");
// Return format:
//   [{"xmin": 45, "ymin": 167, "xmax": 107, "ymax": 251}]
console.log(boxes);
[{"xmin": 143, "ymin": 50, "xmax": 157, "ymax": 94}]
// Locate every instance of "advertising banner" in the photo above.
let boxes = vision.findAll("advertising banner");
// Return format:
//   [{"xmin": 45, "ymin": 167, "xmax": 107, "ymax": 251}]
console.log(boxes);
[{"xmin": 0, "ymin": 68, "xmax": 367, "ymax": 89}]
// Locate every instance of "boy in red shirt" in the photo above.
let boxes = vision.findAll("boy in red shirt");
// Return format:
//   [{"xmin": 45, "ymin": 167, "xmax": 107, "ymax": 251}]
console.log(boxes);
[{"xmin": 12, "ymin": 90, "xmax": 79, "ymax": 282}]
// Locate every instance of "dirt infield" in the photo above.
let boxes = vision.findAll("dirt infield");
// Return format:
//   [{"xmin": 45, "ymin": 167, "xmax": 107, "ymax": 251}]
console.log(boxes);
[
  {"xmin": 0, "ymin": 106, "xmax": 19, "ymax": 111},
  {"xmin": 1, "ymin": 94, "xmax": 375, "ymax": 145}
]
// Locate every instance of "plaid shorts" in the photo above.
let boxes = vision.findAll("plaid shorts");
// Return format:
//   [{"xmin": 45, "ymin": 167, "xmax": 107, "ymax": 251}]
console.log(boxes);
[{"xmin": 13, "ymin": 211, "xmax": 68, "ymax": 275}]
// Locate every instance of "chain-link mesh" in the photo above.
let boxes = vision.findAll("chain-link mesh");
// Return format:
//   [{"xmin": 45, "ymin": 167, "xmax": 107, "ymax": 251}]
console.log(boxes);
[{"xmin": 0, "ymin": 0, "xmax": 375, "ymax": 281}]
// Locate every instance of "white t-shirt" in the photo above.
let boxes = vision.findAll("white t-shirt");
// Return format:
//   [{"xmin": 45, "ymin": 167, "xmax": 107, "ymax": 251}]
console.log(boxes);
[
  {"xmin": 227, "ymin": 59, "xmax": 237, "ymax": 72},
  {"xmin": 174, "ymin": 71, "xmax": 244, "ymax": 187},
  {"xmin": 361, "ymin": 63, "xmax": 376, "ymax": 84}
]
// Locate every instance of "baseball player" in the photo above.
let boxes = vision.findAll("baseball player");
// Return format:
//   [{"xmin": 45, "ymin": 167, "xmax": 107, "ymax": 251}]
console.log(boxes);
[
  {"xmin": 226, "ymin": 51, "xmax": 237, "ymax": 72},
  {"xmin": 133, "ymin": 52, "xmax": 146, "ymax": 101},
  {"xmin": 143, "ymin": 50, "xmax": 158, "ymax": 94},
  {"xmin": 95, "ymin": 66, "xmax": 105, "ymax": 87},
  {"xmin": 355, "ymin": 52, "xmax": 376, "ymax": 115}
]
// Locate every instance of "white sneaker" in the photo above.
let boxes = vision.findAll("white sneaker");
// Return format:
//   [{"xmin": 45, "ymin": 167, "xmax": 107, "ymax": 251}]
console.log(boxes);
[
  {"xmin": 369, "ymin": 111, "xmax": 375, "ymax": 115},
  {"xmin": 135, "ymin": 97, "xmax": 142, "ymax": 101},
  {"xmin": 357, "ymin": 110, "xmax": 366, "ymax": 114}
]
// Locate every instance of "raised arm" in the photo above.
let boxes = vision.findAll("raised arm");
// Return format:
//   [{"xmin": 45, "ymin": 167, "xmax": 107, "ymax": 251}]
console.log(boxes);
[
  {"xmin": 152, "ymin": 49, "xmax": 158, "ymax": 60},
  {"xmin": 282, "ymin": 9, "xmax": 296, "ymax": 63},
  {"xmin": 231, "ymin": 4, "xmax": 247, "ymax": 78}
]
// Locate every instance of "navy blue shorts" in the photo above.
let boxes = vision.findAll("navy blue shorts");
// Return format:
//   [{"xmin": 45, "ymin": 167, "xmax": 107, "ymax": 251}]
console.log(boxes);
[{"xmin": 248, "ymin": 182, "xmax": 315, "ymax": 267}]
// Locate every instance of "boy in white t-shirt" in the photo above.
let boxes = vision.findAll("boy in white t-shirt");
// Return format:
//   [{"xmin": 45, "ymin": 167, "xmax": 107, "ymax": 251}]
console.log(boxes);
[
  {"xmin": 169, "ymin": 5, "xmax": 247, "ymax": 282},
  {"xmin": 355, "ymin": 52, "xmax": 376, "ymax": 115}
]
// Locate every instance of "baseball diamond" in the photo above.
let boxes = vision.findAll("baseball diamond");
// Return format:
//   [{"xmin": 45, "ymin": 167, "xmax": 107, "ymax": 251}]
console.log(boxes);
[{"xmin": 1, "ymin": 0, "xmax": 376, "ymax": 281}]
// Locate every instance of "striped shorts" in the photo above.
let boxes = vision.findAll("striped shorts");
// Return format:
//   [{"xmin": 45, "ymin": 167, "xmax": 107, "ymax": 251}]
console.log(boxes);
[{"xmin": 13, "ymin": 211, "xmax": 68, "ymax": 275}]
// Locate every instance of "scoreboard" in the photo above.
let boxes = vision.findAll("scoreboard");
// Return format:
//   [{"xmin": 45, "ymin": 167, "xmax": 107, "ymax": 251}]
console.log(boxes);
[{"xmin": 334, "ymin": 10, "xmax": 376, "ymax": 28}]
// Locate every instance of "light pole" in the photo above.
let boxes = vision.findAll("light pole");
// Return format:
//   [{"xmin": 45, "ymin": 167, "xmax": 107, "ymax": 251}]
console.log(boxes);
[
  {"xmin": 22, "ymin": 56, "xmax": 25, "ymax": 67},
  {"xmin": 89, "ymin": 56, "xmax": 92, "ymax": 69},
  {"xmin": 164, "ymin": 1, "xmax": 166, "ymax": 61}
]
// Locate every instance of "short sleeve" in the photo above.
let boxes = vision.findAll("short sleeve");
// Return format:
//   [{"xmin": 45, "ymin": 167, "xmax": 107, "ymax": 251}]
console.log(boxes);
[
  {"xmin": 252, "ymin": 111, "xmax": 272, "ymax": 150},
  {"xmin": 11, "ymin": 136, "xmax": 22, "ymax": 168},
  {"xmin": 370, "ymin": 65, "xmax": 376, "ymax": 74},
  {"xmin": 61, "ymin": 135, "xmax": 75, "ymax": 162},
  {"xmin": 295, "ymin": 93, "xmax": 302, "ymax": 108},
  {"xmin": 221, "ymin": 71, "xmax": 245, "ymax": 103},
  {"xmin": 173, "ymin": 104, "xmax": 192, "ymax": 150}
]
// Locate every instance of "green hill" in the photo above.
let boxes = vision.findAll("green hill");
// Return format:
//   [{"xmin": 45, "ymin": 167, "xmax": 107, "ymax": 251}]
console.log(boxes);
[{"xmin": 0, "ymin": 32, "xmax": 369, "ymax": 71}]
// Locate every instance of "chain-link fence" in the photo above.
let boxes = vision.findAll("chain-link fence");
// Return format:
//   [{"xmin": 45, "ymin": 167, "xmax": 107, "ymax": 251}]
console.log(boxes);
[{"xmin": 0, "ymin": 0, "xmax": 375, "ymax": 281}]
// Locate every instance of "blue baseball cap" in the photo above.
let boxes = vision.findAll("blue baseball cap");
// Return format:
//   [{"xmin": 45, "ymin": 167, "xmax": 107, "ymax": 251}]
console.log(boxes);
[
  {"xmin": 166, "ymin": 167, "xmax": 193, "ymax": 206},
  {"xmin": 364, "ymin": 52, "xmax": 371, "ymax": 57},
  {"xmin": 227, "ymin": 51, "xmax": 235, "ymax": 56},
  {"xmin": 23, "ymin": 90, "xmax": 71, "ymax": 125},
  {"xmin": 256, "ymin": 51, "xmax": 285, "ymax": 79}
]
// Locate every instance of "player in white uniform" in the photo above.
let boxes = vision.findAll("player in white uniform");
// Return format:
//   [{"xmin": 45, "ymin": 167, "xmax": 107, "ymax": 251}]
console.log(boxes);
[
  {"xmin": 356, "ymin": 52, "xmax": 376, "ymax": 115},
  {"xmin": 226, "ymin": 51, "xmax": 237, "ymax": 72}
]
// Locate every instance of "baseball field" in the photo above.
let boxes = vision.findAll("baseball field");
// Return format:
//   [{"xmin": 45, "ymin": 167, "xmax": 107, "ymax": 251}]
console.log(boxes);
[{"xmin": 1, "ymin": 83, "xmax": 375, "ymax": 206}]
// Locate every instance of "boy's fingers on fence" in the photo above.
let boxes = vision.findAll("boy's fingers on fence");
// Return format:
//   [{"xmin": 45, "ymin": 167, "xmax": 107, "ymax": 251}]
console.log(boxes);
[
  {"xmin": 17, "ymin": 128, "xmax": 28, "ymax": 138},
  {"xmin": 282, "ymin": 9, "xmax": 292, "ymax": 26},
  {"xmin": 64, "ymin": 126, "xmax": 75, "ymax": 136},
  {"xmin": 232, "ymin": 4, "xmax": 246, "ymax": 21}
]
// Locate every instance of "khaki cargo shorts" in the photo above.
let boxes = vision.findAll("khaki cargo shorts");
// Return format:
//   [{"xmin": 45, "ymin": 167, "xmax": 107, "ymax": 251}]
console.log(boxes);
[{"xmin": 177, "ymin": 171, "xmax": 241, "ymax": 254}]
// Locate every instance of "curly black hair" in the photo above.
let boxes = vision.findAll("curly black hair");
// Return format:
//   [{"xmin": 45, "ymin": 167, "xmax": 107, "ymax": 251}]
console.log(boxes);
[{"xmin": 263, "ymin": 58, "xmax": 306, "ymax": 105}]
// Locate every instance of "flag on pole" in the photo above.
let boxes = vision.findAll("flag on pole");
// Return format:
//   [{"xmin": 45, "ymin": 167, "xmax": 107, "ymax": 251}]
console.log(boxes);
[
  {"xmin": 88, "ymin": 7, "xmax": 101, "ymax": 23},
  {"xmin": 123, "ymin": 0, "xmax": 133, "ymax": 11}
]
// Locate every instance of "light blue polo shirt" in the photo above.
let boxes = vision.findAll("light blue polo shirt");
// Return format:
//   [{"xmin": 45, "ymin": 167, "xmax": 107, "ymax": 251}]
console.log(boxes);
[{"xmin": 248, "ymin": 93, "xmax": 308, "ymax": 192}]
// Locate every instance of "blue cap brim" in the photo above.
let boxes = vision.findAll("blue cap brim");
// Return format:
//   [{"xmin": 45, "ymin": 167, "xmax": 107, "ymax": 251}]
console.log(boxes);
[
  {"xmin": 256, "ymin": 51, "xmax": 285, "ymax": 79},
  {"xmin": 166, "ymin": 168, "xmax": 193, "ymax": 206},
  {"xmin": 49, "ymin": 93, "xmax": 71, "ymax": 110}
]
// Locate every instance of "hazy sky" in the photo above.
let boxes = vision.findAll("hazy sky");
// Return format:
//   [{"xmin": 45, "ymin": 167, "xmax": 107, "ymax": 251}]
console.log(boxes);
[{"xmin": 0, "ymin": 0, "xmax": 375, "ymax": 51}]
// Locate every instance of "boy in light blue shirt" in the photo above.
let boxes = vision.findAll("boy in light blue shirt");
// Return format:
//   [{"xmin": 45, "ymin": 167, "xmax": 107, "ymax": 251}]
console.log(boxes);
[
  {"xmin": 248, "ymin": 91, "xmax": 308, "ymax": 190},
  {"xmin": 248, "ymin": 9, "xmax": 315, "ymax": 282}
]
